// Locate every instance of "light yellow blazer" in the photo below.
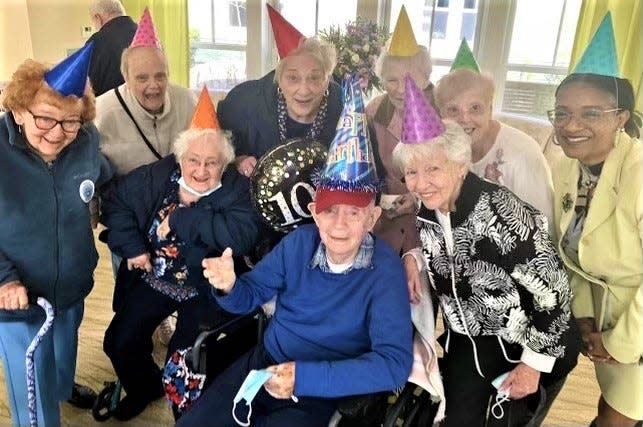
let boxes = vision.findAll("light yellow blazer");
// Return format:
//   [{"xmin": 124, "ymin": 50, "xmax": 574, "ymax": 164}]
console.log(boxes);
[{"xmin": 553, "ymin": 132, "xmax": 643, "ymax": 365}]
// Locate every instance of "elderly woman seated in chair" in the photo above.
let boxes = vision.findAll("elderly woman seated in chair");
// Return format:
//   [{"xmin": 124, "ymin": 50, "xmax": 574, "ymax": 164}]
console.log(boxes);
[{"xmin": 100, "ymin": 113, "xmax": 260, "ymax": 421}]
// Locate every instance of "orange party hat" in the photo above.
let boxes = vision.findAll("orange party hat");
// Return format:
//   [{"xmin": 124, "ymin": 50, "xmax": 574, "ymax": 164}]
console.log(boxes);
[{"xmin": 190, "ymin": 87, "xmax": 220, "ymax": 130}]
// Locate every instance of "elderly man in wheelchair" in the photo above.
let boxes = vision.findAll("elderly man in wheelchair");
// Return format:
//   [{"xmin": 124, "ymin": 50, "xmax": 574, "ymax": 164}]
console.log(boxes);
[{"xmin": 176, "ymin": 84, "xmax": 419, "ymax": 426}]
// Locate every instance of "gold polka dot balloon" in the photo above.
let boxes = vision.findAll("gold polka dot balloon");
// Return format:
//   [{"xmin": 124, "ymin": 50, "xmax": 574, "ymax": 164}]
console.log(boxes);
[{"xmin": 250, "ymin": 138, "xmax": 327, "ymax": 233}]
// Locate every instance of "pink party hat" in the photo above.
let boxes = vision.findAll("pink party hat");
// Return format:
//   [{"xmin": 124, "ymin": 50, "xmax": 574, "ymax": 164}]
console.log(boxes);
[
  {"xmin": 130, "ymin": 7, "xmax": 162, "ymax": 49},
  {"xmin": 401, "ymin": 74, "xmax": 445, "ymax": 144}
]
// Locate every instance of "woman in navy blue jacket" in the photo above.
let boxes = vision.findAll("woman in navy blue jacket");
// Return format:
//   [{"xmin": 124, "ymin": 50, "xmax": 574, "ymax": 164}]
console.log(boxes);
[
  {"xmin": 0, "ymin": 53, "xmax": 113, "ymax": 426},
  {"xmin": 100, "ymin": 127, "xmax": 260, "ymax": 421}
]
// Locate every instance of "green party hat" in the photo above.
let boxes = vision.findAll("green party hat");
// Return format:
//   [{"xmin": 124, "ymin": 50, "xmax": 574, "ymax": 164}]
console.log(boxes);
[{"xmin": 450, "ymin": 38, "xmax": 480, "ymax": 73}]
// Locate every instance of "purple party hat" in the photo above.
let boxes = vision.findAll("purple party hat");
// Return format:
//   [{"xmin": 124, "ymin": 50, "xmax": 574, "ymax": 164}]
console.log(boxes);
[
  {"xmin": 401, "ymin": 74, "xmax": 445, "ymax": 144},
  {"xmin": 44, "ymin": 42, "xmax": 93, "ymax": 97}
]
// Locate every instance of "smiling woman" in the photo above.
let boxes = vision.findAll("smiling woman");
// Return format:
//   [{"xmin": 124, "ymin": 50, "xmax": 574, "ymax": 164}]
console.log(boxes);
[
  {"xmin": 0, "ymin": 46, "xmax": 113, "ymax": 426},
  {"xmin": 99, "ymin": 92, "xmax": 259, "ymax": 421},
  {"xmin": 551, "ymin": 71, "xmax": 643, "ymax": 426}
]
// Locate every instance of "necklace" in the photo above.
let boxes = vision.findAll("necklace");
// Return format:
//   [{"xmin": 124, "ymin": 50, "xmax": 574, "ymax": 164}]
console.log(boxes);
[{"xmin": 277, "ymin": 90, "xmax": 328, "ymax": 143}]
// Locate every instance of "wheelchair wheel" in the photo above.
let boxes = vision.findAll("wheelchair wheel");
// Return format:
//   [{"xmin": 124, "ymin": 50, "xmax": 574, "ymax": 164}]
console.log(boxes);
[
  {"xmin": 92, "ymin": 381, "xmax": 122, "ymax": 422},
  {"xmin": 383, "ymin": 384, "xmax": 432, "ymax": 427}
]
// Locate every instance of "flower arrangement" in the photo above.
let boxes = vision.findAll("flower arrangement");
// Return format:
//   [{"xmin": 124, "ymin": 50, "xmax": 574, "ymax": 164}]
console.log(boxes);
[{"xmin": 319, "ymin": 18, "xmax": 389, "ymax": 96}]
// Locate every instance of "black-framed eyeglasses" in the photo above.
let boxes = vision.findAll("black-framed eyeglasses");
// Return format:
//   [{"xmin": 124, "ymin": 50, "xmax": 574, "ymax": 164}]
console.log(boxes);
[
  {"xmin": 547, "ymin": 108, "xmax": 622, "ymax": 127},
  {"xmin": 27, "ymin": 109, "xmax": 83, "ymax": 133}
]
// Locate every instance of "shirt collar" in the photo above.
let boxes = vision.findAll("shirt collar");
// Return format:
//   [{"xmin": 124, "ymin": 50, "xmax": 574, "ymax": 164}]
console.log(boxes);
[{"xmin": 308, "ymin": 232, "xmax": 375, "ymax": 273}]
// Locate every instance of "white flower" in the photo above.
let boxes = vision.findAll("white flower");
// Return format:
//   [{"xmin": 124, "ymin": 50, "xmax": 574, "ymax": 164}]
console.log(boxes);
[
  {"xmin": 363, "ymin": 43, "xmax": 370, "ymax": 52},
  {"xmin": 351, "ymin": 53, "xmax": 360, "ymax": 64}
]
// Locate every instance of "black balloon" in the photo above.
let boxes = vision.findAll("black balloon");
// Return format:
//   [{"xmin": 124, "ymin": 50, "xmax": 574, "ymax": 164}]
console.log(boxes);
[{"xmin": 250, "ymin": 138, "xmax": 328, "ymax": 233}]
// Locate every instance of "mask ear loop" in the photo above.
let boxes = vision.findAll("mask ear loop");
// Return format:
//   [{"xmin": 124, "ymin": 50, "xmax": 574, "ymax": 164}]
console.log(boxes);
[
  {"xmin": 491, "ymin": 389, "xmax": 511, "ymax": 420},
  {"xmin": 232, "ymin": 399, "xmax": 252, "ymax": 427}
]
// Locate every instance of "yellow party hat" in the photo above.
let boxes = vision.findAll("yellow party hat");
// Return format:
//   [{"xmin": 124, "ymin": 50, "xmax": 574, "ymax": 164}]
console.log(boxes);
[{"xmin": 388, "ymin": 6, "xmax": 419, "ymax": 57}]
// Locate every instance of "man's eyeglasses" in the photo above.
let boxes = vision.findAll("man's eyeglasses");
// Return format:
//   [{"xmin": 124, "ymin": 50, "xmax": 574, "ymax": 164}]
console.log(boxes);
[
  {"xmin": 547, "ymin": 108, "xmax": 621, "ymax": 127},
  {"xmin": 28, "ymin": 109, "xmax": 83, "ymax": 133}
]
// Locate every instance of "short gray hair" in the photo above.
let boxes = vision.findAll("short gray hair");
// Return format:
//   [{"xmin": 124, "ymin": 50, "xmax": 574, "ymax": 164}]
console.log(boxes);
[
  {"xmin": 173, "ymin": 128, "xmax": 236, "ymax": 166},
  {"xmin": 392, "ymin": 121, "xmax": 472, "ymax": 173},
  {"xmin": 374, "ymin": 43, "xmax": 432, "ymax": 81},
  {"xmin": 434, "ymin": 69, "xmax": 495, "ymax": 110},
  {"xmin": 89, "ymin": 0, "xmax": 125, "ymax": 17},
  {"xmin": 274, "ymin": 37, "xmax": 337, "ymax": 83},
  {"xmin": 120, "ymin": 46, "xmax": 168, "ymax": 81}
]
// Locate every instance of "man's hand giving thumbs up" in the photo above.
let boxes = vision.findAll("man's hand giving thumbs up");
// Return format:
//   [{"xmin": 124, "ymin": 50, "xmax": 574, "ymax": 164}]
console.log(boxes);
[{"xmin": 202, "ymin": 247, "xmax": 236, "ymax": 294}]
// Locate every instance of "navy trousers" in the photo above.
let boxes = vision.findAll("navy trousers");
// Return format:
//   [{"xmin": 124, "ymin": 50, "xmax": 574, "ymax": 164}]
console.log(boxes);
[
  {"xmin": 103, "ymin": 281, "xmax": 234, "ymax": 402},
  {"xmin": 176, "ymin": 343, "xmax": 338, "ymax": 427}
]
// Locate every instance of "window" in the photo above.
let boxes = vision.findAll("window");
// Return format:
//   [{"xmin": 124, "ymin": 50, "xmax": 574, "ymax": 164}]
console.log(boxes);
[
  {"xmin": 278, "ymin": 0, "xmax": 358, "ymax": 35},
  {"xmin": 502, "ymin": 0, "xmax": 582, "ymax": 116},
  {"xmin": 229, "ymin": 1, "xmax": 246, "ymax": 27},
  {"xmin": 188, "ymin": 0, "xmax": 357, "ymax": 89},
  {"xmin": 188, "ymin": 0, "xmax": 247, "ymax": 91}
]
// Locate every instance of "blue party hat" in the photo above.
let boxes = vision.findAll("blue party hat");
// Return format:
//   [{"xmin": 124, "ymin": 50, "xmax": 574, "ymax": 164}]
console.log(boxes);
[
  {"xmin": 315, "ymin": 75, "xmax": 379, "ymax": 212},
  {"xmin": 44, "ymin": 42, "xmax": 94, "ymax": 97},
  {"xmin": 342, "ymin": 73, "xmax": 365, "ymax": 114},
  {"xmin": 572, "ymin": 12, "xmax": 619, "ymax": 77}
]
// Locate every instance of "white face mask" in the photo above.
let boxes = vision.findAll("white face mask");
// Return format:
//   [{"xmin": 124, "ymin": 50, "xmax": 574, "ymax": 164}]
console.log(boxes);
[
  {"xmin": 490, "ymin": 371, "xmax": 511, "ymax": 420},
  {"xmin": 232, "ymin": 369, "xmax": 273, "ymax": 426},
  {"xmin": 178, "ymin": 176, "xmax": 220, "ymax": 198}
]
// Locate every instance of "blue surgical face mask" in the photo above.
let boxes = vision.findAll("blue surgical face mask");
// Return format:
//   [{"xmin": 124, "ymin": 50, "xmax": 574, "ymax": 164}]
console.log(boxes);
[
  {"xmin": 491, "ymin": 371, "xmax": 511, "ymax": 420},
  {"xmin": 232, "ymin": 369, "xmax": 273, "ymax": 426}
]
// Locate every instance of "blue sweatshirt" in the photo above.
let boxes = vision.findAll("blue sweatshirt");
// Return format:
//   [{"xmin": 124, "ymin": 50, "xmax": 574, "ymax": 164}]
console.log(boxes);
[{"xmin": 215, "ymin": 224, "xmax": 413, "ymax": 398}]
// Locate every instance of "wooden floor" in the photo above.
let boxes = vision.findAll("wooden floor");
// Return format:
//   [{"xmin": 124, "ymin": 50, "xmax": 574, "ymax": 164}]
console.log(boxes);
[{"xmin": 0, "ymin": 232, "xmax": 600, "ymax": 426}]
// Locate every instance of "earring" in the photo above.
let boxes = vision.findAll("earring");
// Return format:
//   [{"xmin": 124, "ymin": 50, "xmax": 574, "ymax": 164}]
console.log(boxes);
[
  {"xmin": 619, "ymin": 128, "xmax": 625, "ymax": 133},
  {"xmin": 552, "ymin": 134, "xmax": 560, "ymax": 146}
]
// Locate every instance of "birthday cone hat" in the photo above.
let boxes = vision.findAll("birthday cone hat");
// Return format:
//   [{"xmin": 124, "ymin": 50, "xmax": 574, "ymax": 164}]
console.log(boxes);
[
  {"xmin": 342, "ymin": 73, "xmax": 365, "ymax": 113},
  {"xmin": 266, "ymin": 4, "xmax": 305, "ymax": 59},
  {"xmin": 44, "ymin": 42, "xmax": 93, "ymax": 97},
  {"xmin": 571, "ymin": 12, "xmax": 619, "ymax": 77},
  {"xmin": 401, "ymin": 74, "xmax": 445, "ymax": 144},
  {"xmin": 450, "ymin": 38, "xmax": 480, "ymax": 72},
  {"xmin": 315, "ymin": 75, "xmax": 379, "ymax": 213},
  {"xmin": 388, "ymin": 5, "xmax": 420, "ymax": 57},
  {"xmin": 190, "ymin": 87, "xmax": 220, "ymax": 130},
  {"xmin": 130, "ymin": 7, "xmax": 162, "ymax": 49}
]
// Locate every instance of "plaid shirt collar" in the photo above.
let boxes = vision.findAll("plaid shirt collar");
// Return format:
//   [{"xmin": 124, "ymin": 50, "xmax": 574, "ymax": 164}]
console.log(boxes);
[{"xmin": 308, "ymin": 232, "xmax": 375, "ymax": 273}]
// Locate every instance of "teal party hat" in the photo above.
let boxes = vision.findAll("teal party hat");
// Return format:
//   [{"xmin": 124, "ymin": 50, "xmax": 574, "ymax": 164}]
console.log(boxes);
[{"xmin": 572, "ymin": 12, "xmax": 619, "ymax": 77}]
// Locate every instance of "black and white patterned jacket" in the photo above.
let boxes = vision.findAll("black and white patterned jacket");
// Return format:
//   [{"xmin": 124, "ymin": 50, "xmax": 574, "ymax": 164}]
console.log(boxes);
[{"xmin": 417, "ymin": 173, "xmax": 572, "ymax": 361}]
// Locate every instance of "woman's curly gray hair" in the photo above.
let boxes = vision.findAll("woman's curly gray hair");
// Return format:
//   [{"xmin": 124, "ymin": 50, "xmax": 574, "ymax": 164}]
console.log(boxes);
[
  {"xmin": 274, "ymin": 37, "xmax": 338, "ymax": 83},
  {"xmin": 392, "ymin": 121, "xmax": 472, "ymax": 174},
  {"xmin": 173, "ymin": 128, "xmax": 235, "ymax": 166}
]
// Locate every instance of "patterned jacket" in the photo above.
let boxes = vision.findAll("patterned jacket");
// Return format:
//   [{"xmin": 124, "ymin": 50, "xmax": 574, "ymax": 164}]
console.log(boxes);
[{"xmin": 417, "ymin": 173, "xmax": 572, "ymax": 363}]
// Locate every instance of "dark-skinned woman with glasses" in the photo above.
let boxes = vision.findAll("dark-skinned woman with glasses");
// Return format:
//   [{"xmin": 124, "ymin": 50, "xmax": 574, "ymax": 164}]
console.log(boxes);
[
  {"xmin": 549, "ymin": 14, "xmax": 643, "ymax": 427},
  {"xmin": 0, "ymin": 51, "xmax": 113, "ymax": 426}
]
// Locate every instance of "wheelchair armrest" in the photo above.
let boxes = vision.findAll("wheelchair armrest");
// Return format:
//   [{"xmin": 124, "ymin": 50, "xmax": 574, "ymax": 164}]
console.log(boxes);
[{"xmin": 190, "ymin": 309, "xmax": 268, "ymax": 373}]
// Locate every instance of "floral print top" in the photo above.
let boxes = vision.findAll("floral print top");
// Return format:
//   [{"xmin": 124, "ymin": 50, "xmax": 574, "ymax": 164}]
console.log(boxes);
[{"xmin": 143, "ymin": 170, "xmax": 198, "ymax": 302}]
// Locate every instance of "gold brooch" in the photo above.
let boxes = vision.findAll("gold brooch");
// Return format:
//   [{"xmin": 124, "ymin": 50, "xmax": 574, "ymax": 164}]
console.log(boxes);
[{"xmin": 562, "ymin": 193, "xmax": 573, "ymax": 212}]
